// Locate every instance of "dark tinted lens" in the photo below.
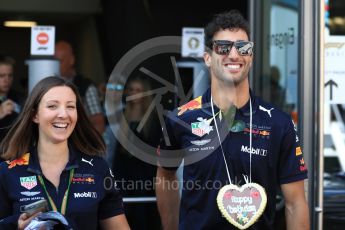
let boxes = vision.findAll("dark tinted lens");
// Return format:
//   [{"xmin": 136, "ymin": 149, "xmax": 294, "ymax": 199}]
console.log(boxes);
[
  {"xmin": 234, "ymin": 41, "xmax": 253, "ymax": 55},
  {"xmin": 215, "ymin": 44, "xmax": 231, "ymax": 55},
  {"xmin": 213, "ymin": 40, "xmax": 233, "ymax": 55}
]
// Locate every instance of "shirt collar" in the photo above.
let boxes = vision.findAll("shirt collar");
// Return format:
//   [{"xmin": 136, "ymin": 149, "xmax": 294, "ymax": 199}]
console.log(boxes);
[
  {"xmin": 238, "ymin": 89, "xmax": 259, "ymax": 116},
  {"xmin": 201, "ymin": 87, "xmax": 259, "ymax": 117},
  {"xmin": 27, "ymin": 144, "xmax": 80, "ymax": 174}
]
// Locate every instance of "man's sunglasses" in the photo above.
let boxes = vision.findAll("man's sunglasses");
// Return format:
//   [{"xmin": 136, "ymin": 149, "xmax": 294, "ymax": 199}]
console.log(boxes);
[{"xmin": 212, "ymin": 40, "xmax": 254, "ymax": 56}]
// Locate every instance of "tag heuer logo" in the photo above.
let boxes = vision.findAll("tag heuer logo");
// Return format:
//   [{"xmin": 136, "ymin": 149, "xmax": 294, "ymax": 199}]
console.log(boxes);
[
  {"xmin": 191, "ymin": 117, "xmax": 213, "ymax": 137},
  {"xmin": 20, "ymin": 176, "xmax": 37, "ymax": 190}
]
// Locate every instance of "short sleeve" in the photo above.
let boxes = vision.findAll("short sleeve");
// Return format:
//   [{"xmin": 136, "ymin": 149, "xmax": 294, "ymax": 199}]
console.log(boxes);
[
  {"xmin": 278, "ymin": 119, "xmax": 308, "ymax": 184},
  {"xmin": 98, "ymin": 160, "xmax": 125, "ymax": 220}
]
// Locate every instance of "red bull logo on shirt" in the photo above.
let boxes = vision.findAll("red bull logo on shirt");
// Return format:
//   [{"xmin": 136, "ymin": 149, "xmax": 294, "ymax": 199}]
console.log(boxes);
[
  {"xmin": 259, "ymin": 130, "xmax": 270, "ymax": 136},
  {"xmin": 6, "ymin": 153, "xmax": 30, "ymax": 169},
  {"xmin": 244, "ymin": 128, "xmax": 271, "ymax": 138},
  {"xmin": 299, "ymin": 157, "xmax": 307, "ymax": 172},
  {"xmin": 72, "ymin": 177, "xmax": 95, "ymax": 183},
  {"xmin": 178, "ymin": 96, "xmax": 202, "ymax": 116},
  {"xmin": 72, "ymin": 173, "xmax": 95, "ymax": 184},
  {"xmin": 300, "ymin": 158, "xmax": 305, "ymax": 165}
]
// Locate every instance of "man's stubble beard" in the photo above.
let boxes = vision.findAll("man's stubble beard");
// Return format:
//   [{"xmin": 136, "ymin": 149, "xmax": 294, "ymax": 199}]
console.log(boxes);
[{"xmin": 211, "ymin": 62, "xmax": 248, "ymax": 87}]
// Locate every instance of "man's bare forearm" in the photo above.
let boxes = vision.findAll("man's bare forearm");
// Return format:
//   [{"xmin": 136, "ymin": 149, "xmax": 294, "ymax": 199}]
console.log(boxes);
[
  {"xmin": 285, "ymin": 200, "xmax": 310, "ymax": 230},
  {"xmin": 156, "ymin": 167, "xmax": 180, "ymax": 230},
  {"xmin": 283, "ymin": 181, "xmax": 310, "ymax": 230}
]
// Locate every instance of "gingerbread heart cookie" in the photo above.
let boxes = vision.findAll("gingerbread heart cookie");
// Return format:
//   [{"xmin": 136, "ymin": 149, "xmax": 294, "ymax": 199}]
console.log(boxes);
[{"xmin": 217, "ymin": 183, "xmax": 267, "ymax": 229}]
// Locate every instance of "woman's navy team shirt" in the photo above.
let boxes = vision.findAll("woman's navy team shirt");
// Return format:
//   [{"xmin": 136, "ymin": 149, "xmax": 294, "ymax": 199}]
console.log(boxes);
[
  {"xmin": 158, "ymin": 88, "xmax": 308, "ymax": 230},
  {"xmin": 0, "ymin": 145, "xmax": 124, "ymax": 229}
]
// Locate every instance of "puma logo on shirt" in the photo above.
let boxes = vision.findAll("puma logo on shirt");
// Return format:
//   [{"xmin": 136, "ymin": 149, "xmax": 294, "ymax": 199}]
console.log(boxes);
[
  {"xmin": 82, "ymin": 158, "xmax": 94, "ymax": 166},
  {"xmin": 259, "ymin": 105, "xmax": 274, "ymax": 118}
]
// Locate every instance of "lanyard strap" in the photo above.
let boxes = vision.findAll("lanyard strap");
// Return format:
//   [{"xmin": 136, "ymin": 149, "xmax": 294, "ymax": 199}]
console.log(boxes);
[
  {"xmin": 210, "ymin": 95, "xmax": 253, "ymax": 184},
  {"xmin": 38, "ymin": 168, "xmax": 74, "ymax": 215},
  {"xmin": 210, "ymin": 96, "xmax": 233, "ymax": 184}
]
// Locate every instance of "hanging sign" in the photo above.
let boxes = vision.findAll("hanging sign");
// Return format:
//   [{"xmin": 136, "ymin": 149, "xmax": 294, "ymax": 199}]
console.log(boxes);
[
  {"xmin": 182, "ymin": 27, "xmax": 204, "ymax": 58},
  {"xmin": 30, "ymin": 26, "xmax": 55, "ymax": 55}
]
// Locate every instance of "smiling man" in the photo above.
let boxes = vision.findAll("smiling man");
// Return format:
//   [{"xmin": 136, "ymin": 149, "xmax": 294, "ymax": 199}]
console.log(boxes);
[{"xmin": 156, "ymin": 10, "xmax": 310, "ymax": 230}]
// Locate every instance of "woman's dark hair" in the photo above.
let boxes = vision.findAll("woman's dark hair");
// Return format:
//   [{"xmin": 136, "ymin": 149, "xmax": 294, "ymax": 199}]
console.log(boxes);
[
  {"xmin": 0, "ymin": 76, "xmax": 105, "ymax": 160},
  {"xmin": 204, "ymin": 9, "xmax": 250, "ymax": 50}
]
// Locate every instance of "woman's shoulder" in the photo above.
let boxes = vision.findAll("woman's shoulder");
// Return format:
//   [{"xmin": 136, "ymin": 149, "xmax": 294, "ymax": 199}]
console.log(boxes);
[{"xmin": 0, "ymin": 153, "xmax": 31, "ymax": 184}]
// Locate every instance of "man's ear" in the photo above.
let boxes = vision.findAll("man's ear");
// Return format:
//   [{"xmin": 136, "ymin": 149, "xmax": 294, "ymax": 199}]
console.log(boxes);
[
  {"xmin": 203, "ymin": 52, "xmax": 211, "ymax": 67},
  {"xmin": 249, "ymin": 53, "xmax": 254, "ymax": 67}
]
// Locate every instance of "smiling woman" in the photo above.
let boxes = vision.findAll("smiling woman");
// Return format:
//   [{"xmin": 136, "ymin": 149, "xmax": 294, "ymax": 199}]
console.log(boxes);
[
  {"xmin": 1, "ymin": 76, "xmax": 104, "ymax": 160},
  {"xmin": 0, "ymin": 76, "xmax": 130, "ymax": 230},
  {"xmin": 33, "ymin": 86, "xmax": 77, "ymax": 145}
]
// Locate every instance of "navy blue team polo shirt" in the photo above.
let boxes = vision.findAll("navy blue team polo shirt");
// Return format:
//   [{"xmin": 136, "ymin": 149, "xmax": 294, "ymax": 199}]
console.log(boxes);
[
  {"xmin": 0, "ymin": 145, "xmax": 124, "ymax": 229},
  {"xmin": 159, "ymin": 88, "xmax": 308, "ymax": 230}
]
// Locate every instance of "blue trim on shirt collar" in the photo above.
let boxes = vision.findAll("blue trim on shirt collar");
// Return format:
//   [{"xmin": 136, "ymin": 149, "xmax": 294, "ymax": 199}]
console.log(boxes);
[{"xmin": 27, "ymin": 144, "xmax": 79, "ymax": 174}]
